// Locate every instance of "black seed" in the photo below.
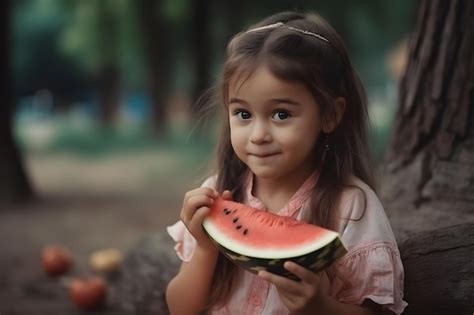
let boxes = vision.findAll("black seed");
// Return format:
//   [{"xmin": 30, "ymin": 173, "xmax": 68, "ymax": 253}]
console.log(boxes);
[
  {"xmin": 223, "ymin": 208, "xmax": 228, "ymax": 213},
  {"xmin": 236, "ymin": 225, "xmax": 242, "ymax": 230},
  {"xmin": 243, "ymin": 229, "xmax": 248, "ymax": 235},
  {"xmin": 233, "ymin": 217, "xmax": 239, "ymax": 223}
]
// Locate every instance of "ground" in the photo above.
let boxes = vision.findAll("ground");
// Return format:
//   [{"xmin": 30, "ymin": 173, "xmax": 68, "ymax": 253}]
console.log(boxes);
[{"xmin": 0, "ymin": 150, "xmax": 208, "ymax": 314}]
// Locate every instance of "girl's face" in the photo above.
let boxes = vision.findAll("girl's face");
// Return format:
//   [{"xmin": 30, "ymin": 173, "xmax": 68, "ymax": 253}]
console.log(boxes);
[{"xmin": 228, "ymin": 65, "xmax": 325, "ymax": 183}]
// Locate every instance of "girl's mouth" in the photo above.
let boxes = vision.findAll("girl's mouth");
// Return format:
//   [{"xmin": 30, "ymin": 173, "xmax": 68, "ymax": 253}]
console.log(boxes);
[{"xmin": 249, "ymin": 152, "xmax": 280, "ymax": 158}]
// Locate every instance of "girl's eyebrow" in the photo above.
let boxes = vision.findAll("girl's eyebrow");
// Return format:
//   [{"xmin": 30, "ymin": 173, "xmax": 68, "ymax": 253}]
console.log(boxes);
[
  {"xmin": 228, "ymin": 97, "xmax": 300, "ymax": 105},
  {"xmin": 269, "ymin": 98, "xmax": 301, "ymax": 106},
  {"xmin": 228, "ymin": 97, "xmax": 248, "ymax": 105}
]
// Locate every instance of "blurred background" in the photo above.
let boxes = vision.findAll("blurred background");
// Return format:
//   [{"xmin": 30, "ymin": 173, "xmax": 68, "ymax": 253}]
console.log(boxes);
[{"xmin": 1, "ymin": 0, "xmax": 417, "ymax": 311}]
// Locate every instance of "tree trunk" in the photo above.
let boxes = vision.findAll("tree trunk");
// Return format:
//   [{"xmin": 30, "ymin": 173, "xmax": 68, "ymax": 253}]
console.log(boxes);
[
  {"xmin": 399, "ymin": 223, "xmax": 474, "ymax": 314},
  {"xmin": 381, "ymin": 0, "xmax": 474, "ymax": 239},
  {"xmin": 189, "ymin": 0, "xmax": 212, "ymax": 117},
  {"xmin": 136, "ymin": 0, "xmax": 170, "ymax": 135},
  {"xmin": 382, "ymin": 1, "xmax": 474, "ymax": 313},
  {"xmin": 0, "ymin": 0, "xmax": 34, "ymax": 204},
  {"xmin": 189, "ymin": 0, "xmax": 244, "ymax": 123},
  {"xmin": 97, "ymin": 0, "xmax": 120, "ymax": 127}
]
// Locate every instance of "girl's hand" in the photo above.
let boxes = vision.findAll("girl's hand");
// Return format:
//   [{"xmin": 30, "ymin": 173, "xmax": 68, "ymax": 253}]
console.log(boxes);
[
  {"xmin": 180, "ymin": 188, "xmax": 233, "ymax": 252},
  {"xmin": 258, "ymin": 261, "xmax": 329, "ymax": 314}
]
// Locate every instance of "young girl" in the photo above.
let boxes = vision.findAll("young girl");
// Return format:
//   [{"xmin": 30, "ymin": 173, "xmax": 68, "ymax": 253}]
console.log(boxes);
[{"xmin": 166, "ymin": 11, "xmax": 407, "ymax": 315}]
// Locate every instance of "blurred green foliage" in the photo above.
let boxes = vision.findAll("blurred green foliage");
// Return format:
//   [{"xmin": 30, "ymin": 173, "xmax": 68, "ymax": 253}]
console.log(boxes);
[
  {"xmin": 13, "ymin": 0, "xmax": 417, "ymax": 94},
  {"xmin": 12, "ymin": 0, "xmax": 418, "ymax": 161}
]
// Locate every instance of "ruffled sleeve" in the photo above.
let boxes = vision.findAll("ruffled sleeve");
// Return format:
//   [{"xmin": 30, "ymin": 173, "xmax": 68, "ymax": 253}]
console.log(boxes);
[
  {"xmin": 167, "ymin": 220, "xmax": 197, "ymax": 262},
  {"xmin": 327, "ymin": 242, "xmax": 407, "ymax": 314},
  {"xmin": 326, "ymin": 177, "xmax": 408, "ymax": 314},
  {"xmin": 166, "ymin": 176, "xmax": 217, "ymax": 262}
]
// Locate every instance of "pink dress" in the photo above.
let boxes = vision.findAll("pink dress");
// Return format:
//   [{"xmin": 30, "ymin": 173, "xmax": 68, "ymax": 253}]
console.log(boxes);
[{"xmin": 167, "ymin": 173, "xmax": 407, "ymax": 314}]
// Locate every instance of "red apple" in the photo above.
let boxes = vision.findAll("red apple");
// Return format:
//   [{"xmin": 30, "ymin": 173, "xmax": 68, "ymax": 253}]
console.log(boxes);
[
  {"xmin": 69, "ymin": 276, "xmax": 107, "ymax": 310},
  {"xmin": 42, "ymin": 245, "xmax": 73, "ymax": 276}
]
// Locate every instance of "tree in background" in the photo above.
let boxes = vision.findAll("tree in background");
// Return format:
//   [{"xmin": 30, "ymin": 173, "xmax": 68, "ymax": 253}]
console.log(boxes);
[
  {"xmin": 136, "ymin": 0, "xmax": 171, "ymax": 135},
  {"xmin": 0, "ymin": 0, "xmax": 34, "ymax": 203},
  {"xmin": 189, "ymin": 0, "xmax": 211, "ymax": 116},
  {"xmin": 96, "ymin": 0, "xmax": 120, "ymax": 126},
  {"xmin": 189, "ymin": 0, "xmax": 244, "ymax": 117},
  {"xmin": 382, "ymin": 1, "xmax": 473, "ymax": 312},
  {"xmin": 14, "ymin": 1, "xmax": 90, "ymax": 108},
  {"xmin": 60, "ymin": 0, "xmax": 122, "ymax": 126},
  {"xmin": 382, "ymin": 0, "xmax": 473, "ymax": 219}
]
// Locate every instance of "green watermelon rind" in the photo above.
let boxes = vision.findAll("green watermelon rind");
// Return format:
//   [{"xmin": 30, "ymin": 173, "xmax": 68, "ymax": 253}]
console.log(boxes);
[
  {"xmin": 208, "ymin": 233, "xmax": 347, "ymax": 281},
  {"xmin": 202, "ymin": 198, "xmax": 347, "ymax": 280}
]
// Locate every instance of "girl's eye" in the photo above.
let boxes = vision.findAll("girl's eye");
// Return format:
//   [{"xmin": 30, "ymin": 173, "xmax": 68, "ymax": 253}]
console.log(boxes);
[
  {"xmin": 235, "ymin": 110, "xmax": 252, "ymax": 120},
  {"xmin": 272, "ymin": 111, "xmax": 290, "ymax": 121}
]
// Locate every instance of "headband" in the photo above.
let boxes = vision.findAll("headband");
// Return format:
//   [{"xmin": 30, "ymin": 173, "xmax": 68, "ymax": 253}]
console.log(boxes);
[{"xmin": 245, "ymin": 22, "xmax": 330, "ymax": 43}]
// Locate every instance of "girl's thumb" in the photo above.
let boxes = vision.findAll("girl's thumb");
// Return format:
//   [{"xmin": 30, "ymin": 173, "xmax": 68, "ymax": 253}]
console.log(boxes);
[{"xmin": 222, "ymin": 190, "xmax": 233, "ymax": 201}]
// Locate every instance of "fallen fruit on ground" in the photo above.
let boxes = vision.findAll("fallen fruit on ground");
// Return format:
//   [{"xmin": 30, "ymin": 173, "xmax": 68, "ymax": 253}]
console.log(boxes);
[
  {"xmin": 89, "ymin": 248, "xmax": 123, "ymax": 273},
  {"xmin": 202, "ymin": 198, "xmax": 347, "ymax": 280},
  {"xmin": 41, "ymin": 244, "xmax": 73, "ymax": 276},
  {"xmin": 69, "ymin": 276, "xmax": 107, "ymax": 310}
]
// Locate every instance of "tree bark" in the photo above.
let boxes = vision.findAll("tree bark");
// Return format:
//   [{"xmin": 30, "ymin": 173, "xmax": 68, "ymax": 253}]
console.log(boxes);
[
  {"xmin": 190, "ymin": 0, "xmax": 212, "ymax": 117},
  {"xmin": 0, "ymin": 0, "xmax": 34, "ymax": 204},
  {"xmin": 400, "ymin": 223, "xmax": 474, "ymax": 314},
  {"xmin": 381, "ymin": 0, "xmax": 474, "ymax": 226},
  {"xmin": 136, "ymin": 0, "xmax": 170, "ymax": 135},
  {"xmin": 381, "ymin": 1, "xmax": 474, "ymax": 312}
]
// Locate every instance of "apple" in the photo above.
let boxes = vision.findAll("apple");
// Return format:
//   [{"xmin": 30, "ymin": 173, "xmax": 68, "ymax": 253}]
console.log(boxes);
[
  {"xmin": 42, "ymin": 245, "xmax": 73, "ymax": 276},
  {"xmin": 69, "ymin": 276, "xmax": 107, "ymax": 310}
]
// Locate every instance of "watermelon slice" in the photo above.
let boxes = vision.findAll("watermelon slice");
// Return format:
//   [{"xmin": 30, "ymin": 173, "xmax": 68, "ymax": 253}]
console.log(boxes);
[{"xmin": 202, "ymin": 198, "xmax": 347, "ymax": 280}]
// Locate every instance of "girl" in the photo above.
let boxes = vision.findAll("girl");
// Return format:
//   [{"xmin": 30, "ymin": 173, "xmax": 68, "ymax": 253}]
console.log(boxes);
[{"xmin": 166, "ymin": 11, "xmax": 407, "ymax": 315}]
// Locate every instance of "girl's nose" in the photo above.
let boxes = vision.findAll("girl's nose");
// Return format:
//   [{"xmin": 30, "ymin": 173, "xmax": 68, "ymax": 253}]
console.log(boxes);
[{"xmin": 249, "ymin": 121, "xmax": 272, "ymax": 144}]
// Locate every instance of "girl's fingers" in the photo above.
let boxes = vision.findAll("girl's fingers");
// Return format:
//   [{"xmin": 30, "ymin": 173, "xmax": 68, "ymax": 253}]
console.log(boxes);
[
  {"xmin": 258, "ymin": 262, "xmax": 315, "ymax": 288},
  {"xmin": 193, "ymin": 206, "xmax": 211, "ymax": 225},
  {"xmin": 184, "ymin": 187, "xmax": 218, "ymax": 204},
  {"xmin": 258, "ymin": 262, "xmax": 321, "ymax": 296},
  {"xmin": 187, "ymin": 193, "xmax": 215, "ymax": 209},
  {"xmin": 258, "ymin": 270, "xmax": 301, "ymax": 296},
  {"xmin": 283, "ymin": 261, "xmax": 318, "ymax": 285},
  {"xmin": 222, "ymin": 190, "xmax": 233, "ymax": 201},
  {"xmin": 181, "ymin": 192, "xmax": 216, "ymax": 222}
]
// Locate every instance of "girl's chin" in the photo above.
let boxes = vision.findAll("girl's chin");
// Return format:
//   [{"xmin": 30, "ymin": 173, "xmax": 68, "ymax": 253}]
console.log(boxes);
[{"xmin": 248, "ymin": 167, "xmax": 285, "ymax": 180}]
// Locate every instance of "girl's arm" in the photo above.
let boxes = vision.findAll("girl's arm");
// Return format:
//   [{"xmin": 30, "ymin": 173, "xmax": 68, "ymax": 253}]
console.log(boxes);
[
  {"xmin": 166, "ymin": 245, "xmax": 219, "ymax": 314},
  {"xmin": 166, "ymin": 188, "xmax": 232, "ymax": 314}
]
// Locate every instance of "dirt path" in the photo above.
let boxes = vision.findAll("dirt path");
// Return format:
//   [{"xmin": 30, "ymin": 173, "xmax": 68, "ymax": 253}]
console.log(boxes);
[{"xmin": 0, "ymin": 150, "xmax": 209, "ymax": 314}]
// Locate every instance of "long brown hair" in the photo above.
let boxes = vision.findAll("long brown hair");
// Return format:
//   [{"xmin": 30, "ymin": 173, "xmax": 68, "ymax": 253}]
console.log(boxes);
[{"xmin": 201, "ymin": 11, "xmax": 375, "ymax": 310}]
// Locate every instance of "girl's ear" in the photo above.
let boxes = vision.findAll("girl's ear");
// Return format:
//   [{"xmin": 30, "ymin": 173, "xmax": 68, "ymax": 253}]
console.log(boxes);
[{"xmin": 323, "ymin": 97, "xmax": 346, "ymax": 133}]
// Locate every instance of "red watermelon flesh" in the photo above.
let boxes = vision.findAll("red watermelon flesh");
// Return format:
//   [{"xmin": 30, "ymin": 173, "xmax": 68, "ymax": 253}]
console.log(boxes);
[{"xmin": 202, "ymin": 198, "xmax": 347, "ymax": 279}]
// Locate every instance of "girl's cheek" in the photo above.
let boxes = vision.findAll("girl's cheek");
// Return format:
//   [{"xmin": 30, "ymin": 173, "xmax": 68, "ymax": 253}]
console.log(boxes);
[{"xmin": 230, "ymin": 123, "xmax": 249, "ymax": 138}]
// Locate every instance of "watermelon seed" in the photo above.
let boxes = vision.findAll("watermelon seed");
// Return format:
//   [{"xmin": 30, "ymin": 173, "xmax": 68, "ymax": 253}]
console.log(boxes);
[
  {"xmin": 233, "ymin": 217, "xmax": 239, "ymax": 223},
  {"xmin": 236, "ymin": 225, "xmax": 242, "ymax": 230},
  {"xmin": 243, "ymin": 229, "xmax": 248, "ymax": 235}
]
